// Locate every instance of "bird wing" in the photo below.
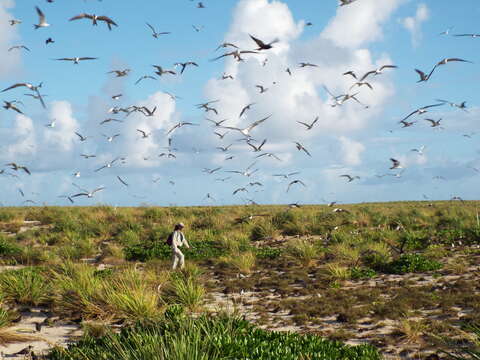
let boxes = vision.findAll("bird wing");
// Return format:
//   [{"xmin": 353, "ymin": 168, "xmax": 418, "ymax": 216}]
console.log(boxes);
[
  {"xmin": 2, "ymin": 83, "xmax": 28, "ymax": 92},
  {"xmin": 79, "ymin": 57, "xmax": 98, "ymax": 61},
  {"xmin": 92, "ymin": 187, "xmax": 105, "ymax": 194},
  {"xmin": 297, "ymin": 121, "xmax": 309, "ymax": 128},
  {"xmin": 146, "ymin": 22, "xmax": 156, "ymax": 33},
  {"xmin": 248, "ymin": 114, "xmax": 271, "ymax": 131},
  {"xmin": 414, "ymin": 68, "xmax": 427, "ymax": 79},
  {"xmin": 360, "ymin": 70, "xmax": 376, "ymax": 82},
  {"xmin": 249, "ymin": 34, "xmax": 266, "ymax": 48},
  {"xmin": 69, "ymin": 13, "xmax": 92, "ymax": 21},
  {"xmin": 117, "ymin": 176, "xmax": 128, "ymax": 187},
  {"xmin": 380, "ymin": 65, "xmax": 397, "ymax": 71},
  {"xmin": 36, "ymin": 6, "xmax": 46, "ymax": 22},
  {"xmin": 97, "ymin": 16, "xmax": 117, "ymax": 26},
  {"xmin": 343, "ymin": 71, "xmax": 357, "ymax": 79},
  {"xmin": 71, "ymin": 193, "xmax": 87, "ymax": 198},
  {"xmin": 302, "ymin": 147, "xmax": 311, "ymax": 156}
]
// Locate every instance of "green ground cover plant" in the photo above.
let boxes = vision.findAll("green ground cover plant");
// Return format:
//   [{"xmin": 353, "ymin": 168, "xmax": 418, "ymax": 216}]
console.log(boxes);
[{"xmin": 47, "ymin": 315, "xmax": 381, "ymax": 360}]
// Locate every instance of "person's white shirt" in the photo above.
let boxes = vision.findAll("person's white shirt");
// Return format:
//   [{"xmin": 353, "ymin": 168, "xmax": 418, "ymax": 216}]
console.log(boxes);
[{"xmin": 172, "ymin": 230, "xmax": 189, "ymax": 249}]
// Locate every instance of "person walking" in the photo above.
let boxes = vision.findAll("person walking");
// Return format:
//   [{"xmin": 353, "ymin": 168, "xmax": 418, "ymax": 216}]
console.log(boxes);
[{"xmin": 169, "ymin": 223, "xmax": 190, "ymax": 270}]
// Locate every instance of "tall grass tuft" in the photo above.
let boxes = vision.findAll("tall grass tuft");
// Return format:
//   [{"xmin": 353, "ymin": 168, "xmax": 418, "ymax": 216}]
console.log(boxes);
[
  {"xmin": 167, "ymin": 272, "xmax": 205, "ymax": 312},
  {"xmin": 0, "ymin": 267, "xmax": 50, "ymax": 306},
  {"xmin": 287, "ymin": 239, "xmax": 320, "ymax": 266},
  {"xmin": 103, "ymin": 267, "xmax": 163, "ymax": 323}
]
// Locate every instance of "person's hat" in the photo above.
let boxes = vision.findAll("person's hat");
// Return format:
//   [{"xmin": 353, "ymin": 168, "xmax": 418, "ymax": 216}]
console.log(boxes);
[{"xmin": 177, "ymin": 222, "xmax": 185, "ymax": 228}]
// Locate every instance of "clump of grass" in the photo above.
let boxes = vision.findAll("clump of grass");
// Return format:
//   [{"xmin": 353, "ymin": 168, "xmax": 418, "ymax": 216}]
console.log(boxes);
[
  {"xmin": 52, "ymin": 262, "xmax": 107, "ymax": 319},
  {"xmin": 225, "ymin": 251, "xmax": 256, "ymax": 274},
  {"xmin": 0, "ymin": 267, "xmax": 50, "ymax": 306},
  {"xmin": 325, "ymin": 263, "xmax": 351, "ymax": 280},
  {"xmin": 167, "ymin": 272, "xmax": 205, "ymax": 313},
  {"xmin": 395, "ymin": 318, "xmax": 426, "ymax": 344},
  {"xmin": 103, "ymin": 268, "xmax": 163, "ymax": 323},
  {"xmin": 250, "ymin": 221, "xmax": 279, "ymax": 241},
  {"xmin": 287, "ymin": 239, "xmax": 320, "ymax": 266}
]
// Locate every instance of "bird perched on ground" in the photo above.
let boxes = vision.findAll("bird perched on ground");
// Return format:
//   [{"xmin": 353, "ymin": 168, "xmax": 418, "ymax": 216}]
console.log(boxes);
[{"xmin": 69, "ymin": 13, "xmax": 118, "ymax": 30}]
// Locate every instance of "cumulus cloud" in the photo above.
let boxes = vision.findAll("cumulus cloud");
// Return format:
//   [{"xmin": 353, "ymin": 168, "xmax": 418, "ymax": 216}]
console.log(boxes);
[
  {"xmin": 204, "ymin": 0, "xmax": 397, "ymax": 174},
  {"xmin": 400, "ymin": 3, "xmax": 430, "ymax": 47},
  {"xmin": 322, "ymin": 0, "xmax": 405, "ymax": 48},
  {"xmin": 0, "ymin": 0, "xmax": 22, "ymax": 78},
  {"xmin": 338, "ymin": 136, "xmax": 365, "ymax": 166}
]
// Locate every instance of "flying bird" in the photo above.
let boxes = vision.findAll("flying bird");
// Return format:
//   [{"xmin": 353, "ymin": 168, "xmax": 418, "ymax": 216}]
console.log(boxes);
[
  {"xmin": 69, "ymin": 13, "xmax": 118, "ymax": 30},
  {"xmin": 54, "ymin": 57, "xmax": 98, "ymax": 64},
  {"xmin": 5, "ymin": 163, "xmax": 31, "ymax": 175},
  {"xmin": 389, "ymin": 158, "xmax": 402, "ymax": 170},
  {"xmin": 221, "ymin": 115, "xmax": 271, "ymax": 138},
  {"xmin": 239, "ymin": 103, "xmax": 255, "ymax": 118},
  {"xmin": 3, "ymin": 101, "xmax": 23, "ymax": 114},
  {"xmin": 297, "ymin": 116, "xmax": 318, "ymax": 130},
  {"xmin": 117, "ymin": 176, "xmax": 128, "ymax": 187},
  {"xmin": 287, "ymin": 180, "xmax": 306, "ymax": 192},
  {"xmin": 34, "ymin": 6, "xmax": 50, "ymax": 29},
  {"xmin": 249, "ymin": 34, "xmax": 279, "ymax": 50},
  {"xmin": 174, "ymin": 61, "xmax": 198, "ymax": 74},
  {"xmin": 340, "ymin": 175, "xmax": 360, "ymax": 182},
  {"xmin": 294, "ymin": 142, "xmax": 311, "ymax": 156},
  {"xmin": 71, "ymin": 186, "xmax": 105, "ymax": 198},
  {"xmin": 152, "ymin": 65, "xmax": 176, "ymax": 76},
  {"xmin": 400, "ymin": 103, "xmax": 444, "ymax": 122},
  {"xmin": 166, "ymin": 122, "xmax": 198, "ymax": 135},
  {"xmin": 146, "ymin": 23, "xmax": 170, "ymax": 38}
]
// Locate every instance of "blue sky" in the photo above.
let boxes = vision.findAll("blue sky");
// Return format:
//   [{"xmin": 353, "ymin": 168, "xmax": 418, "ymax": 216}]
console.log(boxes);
[{"xmin": 0, "ymin": 0, "xmax": 478, "ymax": 206}]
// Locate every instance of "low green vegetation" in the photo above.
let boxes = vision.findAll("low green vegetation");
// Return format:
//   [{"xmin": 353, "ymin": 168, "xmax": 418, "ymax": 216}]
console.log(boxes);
[
  {"xmin": 0, "ymin": 201, "xmax": 478, "ymax": 358},
  {"xmin": 47, "ymin": 314, "xmax": 381, "ymax": 360}
]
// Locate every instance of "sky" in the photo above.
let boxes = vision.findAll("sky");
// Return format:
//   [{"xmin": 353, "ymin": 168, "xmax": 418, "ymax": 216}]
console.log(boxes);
[{"xmin": 0, "ymin": 0, "xmax": 479, "ymax": 207}]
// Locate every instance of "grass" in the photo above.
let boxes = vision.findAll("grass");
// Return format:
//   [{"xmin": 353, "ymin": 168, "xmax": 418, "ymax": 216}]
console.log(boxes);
[{"xmin": 0, "ymin": 202, "xmax": 479, "ymax": 358}]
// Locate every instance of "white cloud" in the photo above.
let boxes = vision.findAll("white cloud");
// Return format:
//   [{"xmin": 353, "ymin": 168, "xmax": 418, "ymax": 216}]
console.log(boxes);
[
  {"xmin": 42, "ymin": 101, "xmax": 80, "ymax": 152},
  {"xmin": 338, "ymin": 136, "xmax": 365, "ymax": 166},
  {"xmin": 0, "ymin": 0, "xmax": 22, "ymax": 78},
  {"xmin": 204, "ymin": 0, "xmax": 397, "ymax": 171},
  {"xmin": 400, "ymin": 3, "xmax": 430, "ymax": 47},
  {"xmin": 322, "ymin": 0, "xmax": 405, "ymax": 48}
]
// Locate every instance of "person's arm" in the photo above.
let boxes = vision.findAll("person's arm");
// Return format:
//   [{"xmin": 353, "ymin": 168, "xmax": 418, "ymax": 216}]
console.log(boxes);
[{"xmin": 182, "ymin": 232, "xmax": 190, "ymax": 249}]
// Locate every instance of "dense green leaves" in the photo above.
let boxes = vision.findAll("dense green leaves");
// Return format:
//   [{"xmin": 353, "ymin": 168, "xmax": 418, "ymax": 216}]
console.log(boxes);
[{"xmin": 47, "ymin": 315, "xmax": 381, "ymax": 360}]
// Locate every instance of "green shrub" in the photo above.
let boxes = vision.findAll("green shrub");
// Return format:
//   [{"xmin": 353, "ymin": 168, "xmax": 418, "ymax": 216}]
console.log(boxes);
[
  {"xmin": 386, "ymin": 254, "xmax": 442, "ymax": 274},
  {"xmin": 255, "ymin": 247, "xmax": 282, "ymax": 259},
  {"xmin": 0, "ymin": 236, "xmax": 22, "ymax": 258},
  {"xmin": 350, "ymin": 267, "xmax": 377, "ymax": 280},
  {"xmin": 47, "ymin": 315, "xmax": 381, "ymax": 360}
]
